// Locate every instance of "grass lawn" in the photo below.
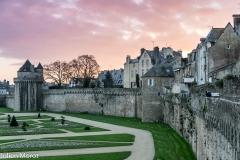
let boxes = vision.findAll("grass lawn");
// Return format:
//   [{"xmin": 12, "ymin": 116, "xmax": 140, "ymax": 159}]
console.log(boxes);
[
  {"xmin": 39, "ymin": 120, "xmax": 109, "ymax": 132},
  {"xmin": 13, "ymin": 115, "xmax": 52, "ymax": 120},
  {"xmin": 8, "ymin": 152, "xmax": 131, "ymax": 160},
  {"xmin": 64, "ymin": 127, "xmax": 109, "ymax": 132},
  {"xmin": 0, "ymin": 107, "xmax": 196, "ymax": 160},
  {"xmin": 43, "ymin": 134, "xmax": 135, "ymax": 142},
  {"xmin": 39, "ymin": 119, "xmax": 87, "ymax": 128},
  {"xmin": 0, "ymin": 139, "xmax": 132, "ymax": 153},
  {"xmin": 59, "ymin": 112, "xmax": 197, "ymax": 160},
  {"xmin": 0, "ymin": 139, "xmax": 24, "ymax": 143},
  {"xmin": 0, "ymin": 107, "xmax": 14, "ymax": 113}
]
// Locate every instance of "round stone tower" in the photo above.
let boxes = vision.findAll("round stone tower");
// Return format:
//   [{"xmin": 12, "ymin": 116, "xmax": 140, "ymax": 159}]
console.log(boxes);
[{"xmin": 14, "ymin": 60, "xmax": 44, "ymax": 111}]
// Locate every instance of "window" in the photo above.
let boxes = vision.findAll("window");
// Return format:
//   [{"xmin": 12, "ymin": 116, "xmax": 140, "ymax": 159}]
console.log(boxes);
[
  {"xmin": 227, "ymin": 44, "xmax": 230, "ymax": 49},
  {"xmin": 131, "ymin": 71, "xmax": 134, "ymax": 78},
  {"xmin": 142, "ymin": 60, "xmax": 144, "ymax": 67},
  {"xmin": 148, "ymin": 79, "xmax": 154, "ymax": 86},
  {"xmin": 146, "ymin": 60, "xmax": 149, "ymax": 65},
  {"xmin": 133, "ymin": 63, "xmax": 135, "ymax": 67},
  {"xmin": 142, "ymin": 69, "xmax": 144, "ymax": 76}
]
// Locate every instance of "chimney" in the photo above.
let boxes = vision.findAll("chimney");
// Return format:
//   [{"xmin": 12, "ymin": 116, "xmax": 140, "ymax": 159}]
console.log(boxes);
[
  {"xmin": 233, "ymin": 14, "xmax": 240, "ymax": 36},
  {"xmin": 154, "ymin": 46, "xmax": 160, "ymax": 64},
  {"xmin": 140, "ymin": 48, "xmax": 145, "ymax": 56},
  {"xmin": 177, "ymin": 50, "xmax": 182, "ymax": 57},
  {"xmin": 200, "ymin": 38, "xmax": 206, "ymax": 43},
  {"xmin": 126, "ymin": 55, "xmax": 130, "ymax": 64}
]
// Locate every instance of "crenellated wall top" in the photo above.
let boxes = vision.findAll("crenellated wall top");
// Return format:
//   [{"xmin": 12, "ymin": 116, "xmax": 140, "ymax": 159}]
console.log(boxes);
[{"xmin": 43, "ymin": 88, "xmax": 142, "ymax": 96}]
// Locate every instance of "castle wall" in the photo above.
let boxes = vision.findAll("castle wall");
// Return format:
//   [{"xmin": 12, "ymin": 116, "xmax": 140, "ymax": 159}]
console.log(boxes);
[
  {"xmin": 5, "ymin": 95, "xmax": 14, "ymax": 109},
  {"xmin": 163, "ymin": 94, "xmax": 240, "ymax": 160},
  {"xmin": 0, "ymin": 95, "xmax": 6, "ymax": 106},
  {"xmin": 42, "ymin": 88, "xmax": 142, "ymax": 118}
]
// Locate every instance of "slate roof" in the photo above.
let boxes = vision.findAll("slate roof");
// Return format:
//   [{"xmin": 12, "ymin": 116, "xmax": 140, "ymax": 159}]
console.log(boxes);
[
  {"xmin": 142, "ymin": 63, "xmax": 174, "ymax": 77},
  {"xmin": 18, "ymin": 60, "xmax": 32, "ymax": 72},
  {"xmin": 129, "ymin": 48, "xmax": 182, "ymax": 65},
  {"xmin": 130, "ymin": 56, "xmax": 140, "ymax": 63},
  {"xmin": 36, "ymin": 63, "xmax": 43, "ymax": 69},
  {"xmin": 205, "ymin": 28, "xmax": 224, "ymax": 43}
]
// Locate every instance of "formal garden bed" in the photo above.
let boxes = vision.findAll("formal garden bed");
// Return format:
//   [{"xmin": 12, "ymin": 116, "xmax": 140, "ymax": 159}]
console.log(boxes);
[
  {"xmin": 0, "ymin": 107, "xmax": 196, "ymax": 159},
  {"xmin": 43, "ymin": 134, "xmax": 135, "ymax": 142},
  {"xmin": 0, "ymin": 128, "xmax": 65, "ymax": 136},
  {"xmin": 0, "ymin": 140, "xmax": 132, "ymax": 153}
]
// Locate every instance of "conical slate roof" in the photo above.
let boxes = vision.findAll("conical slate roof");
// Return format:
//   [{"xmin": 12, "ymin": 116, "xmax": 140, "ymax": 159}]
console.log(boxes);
[
  {"xmin": 36, "ymin": 63, "xmax": 43, "ymax": 69},
  {"xmin": 18, "ymin": 60, "xmax": 32, "ymax": 72}
]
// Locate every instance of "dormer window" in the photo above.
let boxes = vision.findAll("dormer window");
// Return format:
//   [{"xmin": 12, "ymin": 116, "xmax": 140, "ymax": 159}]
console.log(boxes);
[{"xmin": 227, "ymin": 44, "xmax": 230, "ymax": 49}]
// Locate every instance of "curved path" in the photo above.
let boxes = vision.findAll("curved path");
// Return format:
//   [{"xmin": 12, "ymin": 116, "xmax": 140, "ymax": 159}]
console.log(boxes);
[{"xmin": 0, "ymin": 113, "xmax": 155, "ymax": 160}]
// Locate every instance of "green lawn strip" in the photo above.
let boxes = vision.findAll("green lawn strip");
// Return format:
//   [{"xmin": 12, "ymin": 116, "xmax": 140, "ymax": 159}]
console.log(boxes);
[
  {"xmin": 0, "ymin": 120, "xmax": 44, "ymax": 131},
  {"xmin": 171, "ymin": 132, "xmax": 196, "ymax": 159},
  {"xmin": 10, "ymin": 115, "xmax": 52, "ymax": 120},
  {"xmin": 0, "ymin": 139, "xmax": 24, "ymax": 144},
  {"xmin": 65, "ymin": 127, "xmax": 109, "ymax": 132},
  {"xmin": 42, "ymin": 134, "xmax": 135, "ymax": 142},
  {"xmin": 8, "ymin": 151, "xmax": 131, "ymax": 160},
  {"xmin": 39, "ymin": 120, "xmax": 109, "ymax": 132},
  {"xmin": 0, "ymin": 113, "xmax": 52, "ymax": 120},
  {"xmin": 0, "ymin": 139, "xmax": 132, "ymax": 153},
  {"xmin": 0, "ymin": 128, "xmax": 66, "ymax": 136},
  {"xmin": 57, "ymin": 112, "xmax": 196, "ymax": 160},
  {"xmin": 0, "ymin": 107, "xmax": 14, "ymax": 113},
  {"xmin": 39, "ymin": 119, "xmax": 88, "ymax": 128}
]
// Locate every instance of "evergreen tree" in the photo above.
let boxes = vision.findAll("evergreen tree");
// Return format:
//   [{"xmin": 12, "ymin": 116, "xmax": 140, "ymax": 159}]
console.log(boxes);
[
  {"xmin": 136, "ymin": 74, "xmax": 140, "ymax": 88},
  {"xmin": 83, "ymin": 77, "xmax": 91, "ymax": 88},
  {"xmin": 38, "ymin": 113, "xmax": 41, "ymax": 118},
  {"xmin": 104, "ymin": 71, "xmax": 113, "ymax": 88},
  {"xmin": 10, "ymin": 116, "xmax": 18, "ymax": 127}
]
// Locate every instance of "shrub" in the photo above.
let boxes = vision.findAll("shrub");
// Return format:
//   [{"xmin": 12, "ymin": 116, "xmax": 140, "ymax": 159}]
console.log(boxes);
[
  {"xmin": 215, "ymin": 79, "xmax": 223, "ymax": 88},
  {"xmin": 84, "ymin": 126, "xmax": 90, "ymax": 130},
  {"xmin": 10, "ymin": 116, "xmax": 18, "ymax": 127},
  {"xmin": 224, "ymin": 74, "xmax": 235, "ymax": 80},
  {"xmin": 51, "ymin": 117, "xmax": 55, "ymax": 121}
]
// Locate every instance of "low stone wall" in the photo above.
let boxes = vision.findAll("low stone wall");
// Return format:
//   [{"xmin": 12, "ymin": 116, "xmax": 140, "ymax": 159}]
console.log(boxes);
[
  {"xmin": 5, "ymin": 95, "xmax": 14, "ymax": 109},
  {"xmin": 42, "ymin": 88, "xmax": 142, "ymax": 118},
  {"xmin": 0, "ymin": 95, "xmax": 6, "ymax": 106},
  {"xmin": 163, "ymin": 94, "xmax": 240, "ymax": 160}
]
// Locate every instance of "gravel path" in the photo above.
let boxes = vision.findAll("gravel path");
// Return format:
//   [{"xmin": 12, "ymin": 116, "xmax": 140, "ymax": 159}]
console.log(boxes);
[{"xmin": 0, "ymin": 113, "xmax": 155, "ymax": 160}]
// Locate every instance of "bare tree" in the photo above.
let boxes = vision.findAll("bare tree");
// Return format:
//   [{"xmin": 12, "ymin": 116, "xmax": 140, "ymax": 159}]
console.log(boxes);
[
  {"xmin": 44, "ymin": 61, "xmax": 70, "ymax": 88},
  {"xmin": 70, "ymin": 55, "xmax": 100, "ymax": 79},
  {"xmin": 69, "ymin": 57, "xmax": 83, "ymax": 78}
]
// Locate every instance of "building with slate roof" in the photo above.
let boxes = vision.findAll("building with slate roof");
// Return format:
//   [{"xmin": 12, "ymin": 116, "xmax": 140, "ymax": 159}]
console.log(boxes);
[
  {"xmin": 141, "ymin": 63, "xmax": 175, "ymax": 122},
  {"xmin": 0, "ymin": 80, "xmax": 10, "ymax": 95},
  {"xmin": 13, "ymin": 60, "xmax": 44, "ymax": 111},
  {"xmin": 124, "ymin": 46, "xmax": 182, "ymax": 88},
  {"xmin": 192, "ymin": 15, "xmax": 240, "ymax": 85},
  {"xmin": 98, "ymin": 68, "xmax": 124, "ymax": 88}
]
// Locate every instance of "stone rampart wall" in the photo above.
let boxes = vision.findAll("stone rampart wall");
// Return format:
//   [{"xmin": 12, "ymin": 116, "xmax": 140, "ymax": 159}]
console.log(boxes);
[
  {"xmin": 0, "ymin": 95, "xmax": 6, "ymax": 106},
  {"xmin": 163, "ymin": 94, "xmax": 240, "ymax": 160},
  {"xmin": 5, "ymin": 95, "xmax": 14, "ymax": 109},
  {"xmin": 42, "ymin": 88, "xmax": 142, "ymax": 118}
]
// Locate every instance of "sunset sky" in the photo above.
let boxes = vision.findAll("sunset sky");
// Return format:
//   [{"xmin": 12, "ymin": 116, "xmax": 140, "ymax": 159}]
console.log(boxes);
[{"xmin": 0, "ymin": 0, "xmax": 239, "ymax": 84}]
